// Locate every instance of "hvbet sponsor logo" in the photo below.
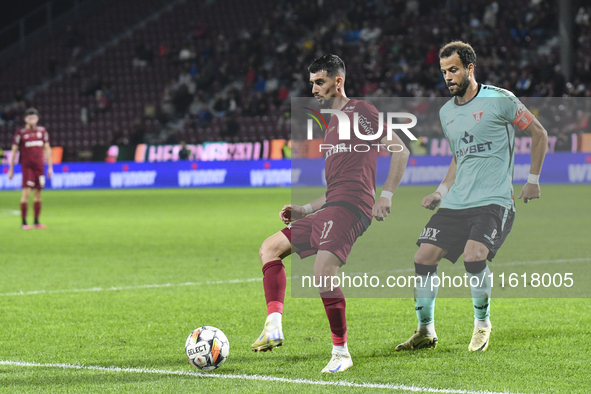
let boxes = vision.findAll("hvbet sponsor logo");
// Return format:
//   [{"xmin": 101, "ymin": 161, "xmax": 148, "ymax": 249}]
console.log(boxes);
[
  {"xmin": 303, "ymin": 108, "xmax": 417, "ymax": 153},
  {"xmin": 0, "ymin": 173, "xmax": 22, "ymax": 189},
  {"xmin": 110, "ymin": 171, "xmax": 157, "ymax": 188},
  {"xmin": 51, "ymin": 172, "xmax": 96, "ymax": 188},
  {"xmin": 460, "ymin": 131, "xmax": 474, "ymax": 144},
  {"xmin": 178, "ymin": 170, "xmax": 227, "ymax": 187},
  {"xmin": 456, "ymin": 131, "xmax": 493, "ymax": 159},
  {"xmin": 250, "ymin": 169, "xmax": 301, "ymax": 186}
]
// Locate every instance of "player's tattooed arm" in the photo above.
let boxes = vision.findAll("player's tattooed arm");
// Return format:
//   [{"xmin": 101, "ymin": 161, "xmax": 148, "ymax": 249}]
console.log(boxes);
[
  {"xmin": 279, "ymin": 194, "xmax": 327, "ymax": 224},
  {"xmin": 423, "ymin": 156, "xmax": 457, "ymax": 210},
  {"xmin": 518, "ymin": 118, "xmax": 547, "ymax": 203}
]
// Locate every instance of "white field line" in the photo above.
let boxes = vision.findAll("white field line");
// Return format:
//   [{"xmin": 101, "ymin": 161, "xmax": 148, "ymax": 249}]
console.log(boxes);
[
  {"xmin": 0, "ymin": 257, "xmax": 588, "ymax": 298},
  {"xmin": 0, "ymin": 209, "xmax": 20, "ymax": 216},
  {"xmin": 0, "ymin": 277, "xmax": 262, "ymax": 297},
  {"xmin": 0, "ymin": 360, "xmax": 524, "ymax": 394}
]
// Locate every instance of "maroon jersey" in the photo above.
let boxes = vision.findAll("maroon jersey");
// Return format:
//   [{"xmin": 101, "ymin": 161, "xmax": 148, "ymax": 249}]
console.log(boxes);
[
  {"xmin": 13, "ymin": 126, "xmax": 49, "ymax": 169},
  {"xmin": 323, "ymin": 99, "xmax": 380, "ymax": 219}
]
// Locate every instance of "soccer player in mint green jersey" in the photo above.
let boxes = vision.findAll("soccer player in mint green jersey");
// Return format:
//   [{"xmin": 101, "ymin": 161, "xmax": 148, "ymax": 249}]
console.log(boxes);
[{"xmin": 395, "ymin": 41, "xmax": 548, "ymax": 352}]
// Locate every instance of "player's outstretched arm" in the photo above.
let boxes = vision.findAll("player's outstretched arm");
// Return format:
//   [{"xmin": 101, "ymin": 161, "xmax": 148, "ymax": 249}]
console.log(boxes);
[
  {"xmin": 44, "ymin": 142, "xmax": 53, "ymax": 179},
  {"xmin": 422, "ymin": 156, "xmax": 457, "ymax": 210},
  {"xmin": 373, "ymin": 134, "xmax": 410, "ymax": 221},
  {"xmin": 279, "ymin": 194, "xmax": 327, "ymax": 224},
  {"xmin": 518, "ymin": 118, "xmax": 548, "ymax": 203},
  {"xmin": 7, "ymin": 145, "xmax": 18, "ymax": 180}
]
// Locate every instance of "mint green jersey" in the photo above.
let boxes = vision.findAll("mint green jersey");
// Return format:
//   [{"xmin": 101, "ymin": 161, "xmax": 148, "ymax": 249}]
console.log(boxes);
[{"xmin": 439, "ymin": 84, "xmax": 530, "ymax": 211}]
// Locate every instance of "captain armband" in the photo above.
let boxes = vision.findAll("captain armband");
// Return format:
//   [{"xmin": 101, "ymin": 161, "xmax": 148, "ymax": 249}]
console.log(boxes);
[{"xmin": 512, "ymin": 103, "xmax": 536, "ymax": 131}]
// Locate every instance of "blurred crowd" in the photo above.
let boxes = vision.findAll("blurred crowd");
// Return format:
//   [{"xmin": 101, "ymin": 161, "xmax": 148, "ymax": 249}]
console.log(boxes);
[
  {"xmin": 1, "ymin": 0, "xmax": 590, "ymax": 144},
  {"xmin": 148, "ymin": 0, "xmax": 590, "ymax": 142}
]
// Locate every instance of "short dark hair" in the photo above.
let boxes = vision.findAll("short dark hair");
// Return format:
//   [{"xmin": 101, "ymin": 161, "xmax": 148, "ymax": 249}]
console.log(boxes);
[
  {"xmin": 24, "ymin": 107, "xmax": 39, "ymax": 116},
  {"xmin": 439, "ymin": 41, "xmax": 477, "ymax": 69},
  {"xmin": 308, "ymin": 54, "xmax": 346, "ymax": 78}
]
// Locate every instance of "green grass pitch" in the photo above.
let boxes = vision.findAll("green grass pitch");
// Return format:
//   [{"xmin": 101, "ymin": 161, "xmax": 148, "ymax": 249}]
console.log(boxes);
[{"xmin": 0, "ymin": 185, "xmax": 590, "ymax": 393}]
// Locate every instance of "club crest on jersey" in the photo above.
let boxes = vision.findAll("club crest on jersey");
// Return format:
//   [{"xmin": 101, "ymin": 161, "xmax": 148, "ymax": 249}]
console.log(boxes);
[
  {"xmin": 37, "ymin": 131, "xmax": 42, "ymax": 138},
  {"xmin": 473, "ymin": 111, "xmax": 484, "ymax": 123},
  {"xmin": 24, "ymin": 134, "xmax": 29, "ymax": 139}
]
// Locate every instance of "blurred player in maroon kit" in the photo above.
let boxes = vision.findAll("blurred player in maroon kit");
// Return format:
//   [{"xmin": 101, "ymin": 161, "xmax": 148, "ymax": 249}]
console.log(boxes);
[
  {"xmin": 251, "ymin": 55, "xmax": 410, "ymax": 372},
  {"xmin": 8, "ymin": 108, "xmax": 53, "ymax": 229}
]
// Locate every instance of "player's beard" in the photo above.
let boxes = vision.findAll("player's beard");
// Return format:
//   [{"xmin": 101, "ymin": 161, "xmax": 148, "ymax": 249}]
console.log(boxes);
[
  {"xmin": 317, "ymin": 96, "xmax": 335, "ymax": 109},
  {"xmin": 449, "ymin": 71, "xmax": 470, "ymax": 97}
]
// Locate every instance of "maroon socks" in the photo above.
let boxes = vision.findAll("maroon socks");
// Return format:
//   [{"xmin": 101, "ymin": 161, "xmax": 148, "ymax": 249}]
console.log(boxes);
[
  {"xmin": 320, "ymin": 287, "xmax": 347, "ymax": 346},
  {"xmin": 262, "ymin": 260, "xmax": 286, "ymax": 315}
]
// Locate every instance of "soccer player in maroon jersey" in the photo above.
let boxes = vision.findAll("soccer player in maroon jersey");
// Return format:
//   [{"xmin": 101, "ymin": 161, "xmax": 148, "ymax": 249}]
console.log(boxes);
[
  {"xmin": 250, "ymin": 55, "xmax": 410, "ymax": 372},
  {"xmin": 8, "ymin": 108, "xmax": 53, "ymax": 229}
]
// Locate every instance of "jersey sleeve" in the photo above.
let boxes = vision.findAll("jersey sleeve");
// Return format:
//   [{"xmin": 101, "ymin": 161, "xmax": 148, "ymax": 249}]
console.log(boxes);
[
  {"xmin": 497, "ymin": 96, "xmax": 535, "ymax": 131},
  {"xmin": 439, "ymin": 108, "xmax": 454, "ymax": 151},
  {"xmin": 43, "ymin": 128, "xmax": 50, "ymax": 144},
  {"xmin": 439, "ymin": 111, "xmax": 449, "ymax": 139}
]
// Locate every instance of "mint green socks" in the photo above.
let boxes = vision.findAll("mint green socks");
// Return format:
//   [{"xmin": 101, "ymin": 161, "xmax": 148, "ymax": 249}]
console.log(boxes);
[
  {"xmin": 465, "ymin": 260, "xmax": 492, "ymax": 324},
  {"xmin": 414, "ymin": 263, "xmax": 439, "ymax": 327}
]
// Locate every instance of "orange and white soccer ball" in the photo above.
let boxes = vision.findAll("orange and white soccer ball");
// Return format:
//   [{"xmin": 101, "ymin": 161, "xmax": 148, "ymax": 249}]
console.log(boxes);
[{"xmin": 185, "ymin": 326, "xmax": 230, "ymax": 371}]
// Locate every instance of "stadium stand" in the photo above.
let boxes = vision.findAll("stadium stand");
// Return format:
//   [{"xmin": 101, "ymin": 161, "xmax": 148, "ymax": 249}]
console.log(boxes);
[{"xmin": 1, "ymin": 0, "xmax": 589, "ymax": 161}]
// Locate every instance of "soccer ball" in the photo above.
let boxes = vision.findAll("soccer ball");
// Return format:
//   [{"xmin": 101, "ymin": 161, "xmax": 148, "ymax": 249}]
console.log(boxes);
[{"xmin": 185, "ymin": 326, "xmax": 230, "ymax": 371}]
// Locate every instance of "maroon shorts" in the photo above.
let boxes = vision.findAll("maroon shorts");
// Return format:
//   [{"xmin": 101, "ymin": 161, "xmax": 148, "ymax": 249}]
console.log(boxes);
[
  {"xmin": 22, "ymin": 166, "xmax": 45, "ymax": 189},
  {"xmin": 281, "ymin": 205, "xmax": 368, "ymax": 264}
]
